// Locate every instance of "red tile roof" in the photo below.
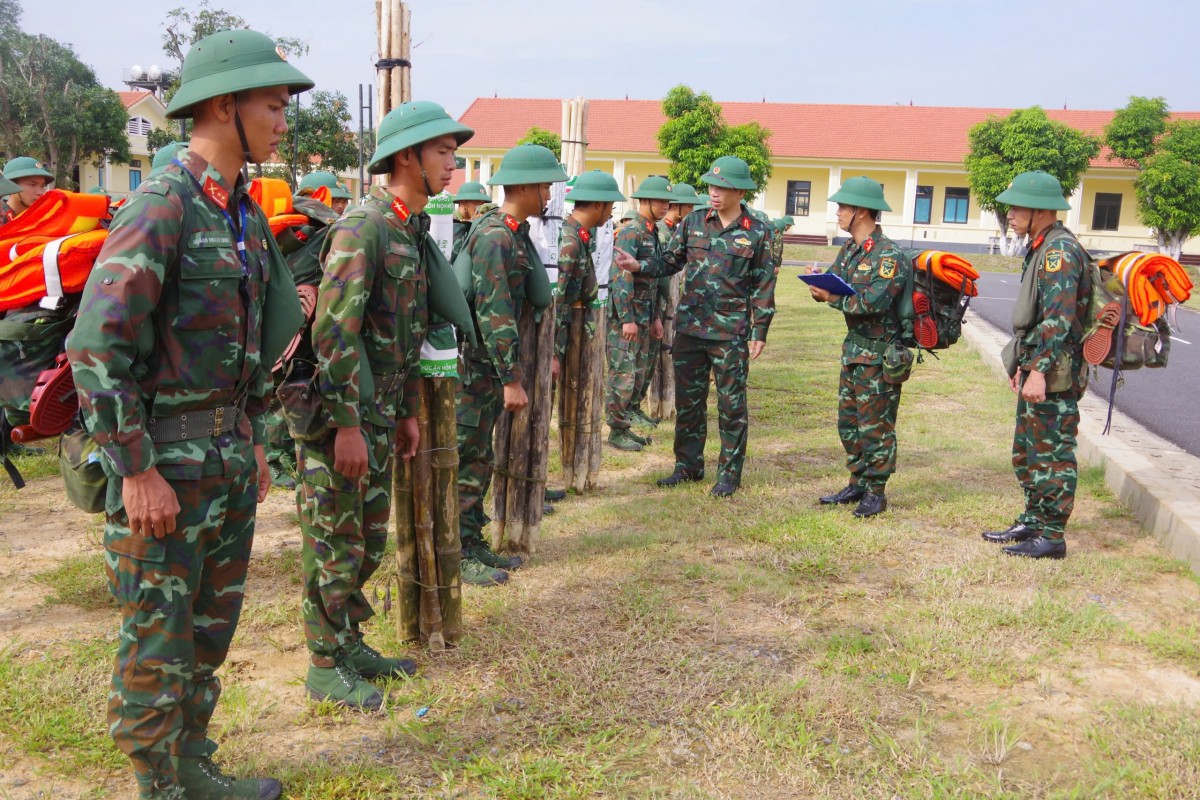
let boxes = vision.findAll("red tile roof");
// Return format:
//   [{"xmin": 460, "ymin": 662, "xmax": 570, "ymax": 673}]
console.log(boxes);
[
  {"xmin": 458, "ymin": 98, "xmax": 1200, "ymax": 169},
  {"xmin": 118, "ymin": 91, "xmax": 152, "ymax": 109}
]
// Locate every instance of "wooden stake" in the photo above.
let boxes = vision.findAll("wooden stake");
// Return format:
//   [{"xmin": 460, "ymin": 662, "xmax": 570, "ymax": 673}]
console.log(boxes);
[
  {"xmin": 430, "ymin": 377, "xmax": 462, "ymax": 645},
  {"xmin": 412, "ymin": 380, "xmax": 443, "ymax": 649}
]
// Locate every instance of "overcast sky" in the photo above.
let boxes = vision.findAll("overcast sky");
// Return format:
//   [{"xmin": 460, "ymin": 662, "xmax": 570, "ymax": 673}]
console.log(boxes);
[{"xmin": 20, "ymin": 0, "xmax": 1200, "ymax": 121}]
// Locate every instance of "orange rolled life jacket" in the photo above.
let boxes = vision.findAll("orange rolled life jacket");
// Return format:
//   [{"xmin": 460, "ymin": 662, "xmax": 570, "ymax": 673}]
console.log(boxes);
[
  {"xmin": 0, "ymin": 190, "xmax": 111, "ymax": 313},
  {"xmin": 914, "ymin": 250, "xmax": 980, "ymax": 297},
  {"xmin": 1095, "ymin": 251, "xmax": 1193, "ymax": 327}
]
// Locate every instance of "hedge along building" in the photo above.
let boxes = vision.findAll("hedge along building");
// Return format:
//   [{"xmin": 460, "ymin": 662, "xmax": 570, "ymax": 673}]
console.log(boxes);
[{"xmin": 456, "ymin": 97, "xmax": 1200, "ymax": 257}]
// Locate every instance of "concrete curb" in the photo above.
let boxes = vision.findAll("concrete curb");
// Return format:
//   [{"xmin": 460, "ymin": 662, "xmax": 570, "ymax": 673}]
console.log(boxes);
[{"xmin": 962, "ymin": 314, "xmax": 1200, "ymax": 571}]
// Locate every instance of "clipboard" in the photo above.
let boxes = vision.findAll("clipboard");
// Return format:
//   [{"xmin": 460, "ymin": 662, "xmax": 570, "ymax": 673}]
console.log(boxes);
[{"xmin": 798, "ymin": 272, "xmax": 856, "ymax": 296}]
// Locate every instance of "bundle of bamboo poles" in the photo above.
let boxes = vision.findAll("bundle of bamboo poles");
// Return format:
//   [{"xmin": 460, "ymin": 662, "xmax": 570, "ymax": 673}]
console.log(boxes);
[
  {"xmin": 492, "ymin": 303, "xmax": 555, "ymax": 555},
  {"xmin": 559, "ymin": 97, "xmax": 589, "ymax": 178},
  {"xmin": 375, "ymin": 0, "xmax": 410, "ymax": 123},
  {"xmin": 393, "ymin": 379, "xmax": 462, "ymax": 648},
  {"xmin": 647, "ymin": 273, "xmax": 681, "ymax": 420}
]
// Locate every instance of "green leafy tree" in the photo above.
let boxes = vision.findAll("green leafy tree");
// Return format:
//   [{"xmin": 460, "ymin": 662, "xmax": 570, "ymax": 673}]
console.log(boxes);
[
  {"xmin": 0, "ymin": 1, "xmax": 130, "ymax": 188},
  {"xmin": 1132, "ymin": 120, "xmax": 1200, "ymax": 258},
  {"xmin": 1104, "ymin": 96, "xmax": 1200, "ymax": 257},
  {"xmin": 159, "ymin": 1, "xmax": 308, "ymax": 106},
  {"xmin": 1105, "ymin": 96, "xmax": 1169, "ymax": 168},
  {"xmin": 656, "ymin": 85, "xmax": 772, "ymax": 202},
  {"xmin": 146, "ymin": 127, "xmax": 179, "ymax": 158},
  {"xmin": 276, "ymin": 90, "xmax": 357, "ymax": 183},
  {"xmin": 516, "ymin": 126, "xmax": 561, "ymax": 161},
  {"xmin": 964, "ymin": 106, "xmax": 1100, "ymax": 255}
]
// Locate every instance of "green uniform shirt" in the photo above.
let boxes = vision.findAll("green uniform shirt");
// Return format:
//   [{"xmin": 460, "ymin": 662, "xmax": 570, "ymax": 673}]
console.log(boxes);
[
  {"xmin": 67, "ymin": 149, "xmax": 275, "ymax": 477},
  {"xmin": 644, "ymin": 202, "xmax": 776, "ymax": 342},
  {"xmin": 314, "ymin": 185, "xmax": 428, "ymax": 428},
  {"xmin": 611, "ymin": 212, "xmax": 662, "ymax": 327},
  {"xmin": 462, "ymin": 207, "xmax": 534, "ymax": 385},
  {"xmin": 827, "ymin": 225, "xmax": 909, "ymax": 364},
  {"xmin": 554, "ymin": 215, "xmax": 597, "ymax": 359}
]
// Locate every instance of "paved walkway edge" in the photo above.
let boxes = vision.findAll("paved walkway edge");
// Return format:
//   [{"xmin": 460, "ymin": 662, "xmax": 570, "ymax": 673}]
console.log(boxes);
[{"xmin": 962, "ymin": 313, "xmax": 1200, "ymax": 571}]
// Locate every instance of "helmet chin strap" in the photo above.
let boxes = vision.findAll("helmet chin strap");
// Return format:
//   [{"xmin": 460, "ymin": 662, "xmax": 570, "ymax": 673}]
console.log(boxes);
[
  {"xmin": 413, "ymin": 147, "xmax": 434, "ymax": 198},
  {"xmin": 232, "ymin": 95, "xmax": 257, "ymax": 175}
]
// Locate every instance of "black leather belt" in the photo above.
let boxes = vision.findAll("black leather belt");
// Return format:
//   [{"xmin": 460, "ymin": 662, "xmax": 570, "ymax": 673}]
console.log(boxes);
[
  {"xmin": 374, "ymin": 371, "xmax": 404, "ymax": 395},
  {"xmin": 147, "ymin": 404, "xmax": 243, "ymax": 443}
]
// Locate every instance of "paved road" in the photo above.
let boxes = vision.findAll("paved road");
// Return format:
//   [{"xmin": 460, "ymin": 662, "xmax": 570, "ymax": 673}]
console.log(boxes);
[{"xmin": 968, "ymin": 271, "xmax": 1200, "ymax": 457}]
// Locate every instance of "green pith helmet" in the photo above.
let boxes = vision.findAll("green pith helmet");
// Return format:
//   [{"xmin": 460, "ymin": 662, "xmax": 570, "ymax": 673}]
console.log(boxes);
[
  {"xmin": 299, "ymin": 170, "xmax": 352, "ymax": 199},
  {"xmin": 151, "ymin": 141, "xmax": 189, "ymax": 174},
  {"xmin": 829, "ymin": 176, "xmax": 891, "ymax": 212},
  {"xmin": 630, "ymin": 175, "xmax": 675, "ymax": 201},
  {"xmin": 693, "ymin": 191, "xmax": 711, "ymax": 209},
  {"xmin": 995, "ymin": 170, "xmax": 1071, "ymax": 211},
  {"xmin": 567, "ymin": 170, "xmax": 625, "ymax": 203},
  {"xmin": 454, "ymin": 181, "xmax": 491, "ymax": 203},
  {"xmin": 86, "ymin": 186, "xmax": 107, "ymax": 195},
  {"xmin": 771, "ymin": 218, "xmax": 790, "ymax": 232},
  {"xmin": 368, "ymin": 100, "xmax": 474, "ymax": 175},
  {"xmin": 621, "ymin": 209, "xmax": 637, "ymax": 221},
  {"xmin": 3, "ymin": 156, "xmax": 54, "ymax": 182},
  {"xmin": 701, "ymin": 156, "xmax": 756, "ymax": 191},
  {"xmin": 166, "ymin": 29, "xmax": 315, "ymax": 119},
  {"xmin": 670, "ymin": 182, "xmax": 700, "ymax": 206},
  {"xmin": 488, "ymin": 144, "xmax": 568, "ymax": 186},
  {"xmin": 0, "ymin": 175, "xmax": 19, "ymax": 196}
]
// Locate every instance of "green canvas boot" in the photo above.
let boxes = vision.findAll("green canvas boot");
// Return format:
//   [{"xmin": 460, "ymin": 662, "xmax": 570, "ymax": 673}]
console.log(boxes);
[
  {"xmin": 343, "ymin": 638, "xmax": 417, "ymax": 679},
  {"xmin": 468, "ymin": 538, "xmax": 523, "ymax": 571},
  {"xmin": 608, "ymin": 429, "xmax": 643, "ymax": 451},
  {"xmin": 629, "ymin": 408, "xmax": 659, "ymax": 429},
  {"xmin": 461, "ymin": 555, "xmax": 508, "ymax": 586},
  {"xmin": 305, "ymin": 662, "xmax": 383, "ymax": 712},
  {"xmin": 174, "ymin": 753, "xmax": 282, "ymax": 800},
  {"xmin": 268, "ymin": 462, "xmax": 295, "ymax": 490}
]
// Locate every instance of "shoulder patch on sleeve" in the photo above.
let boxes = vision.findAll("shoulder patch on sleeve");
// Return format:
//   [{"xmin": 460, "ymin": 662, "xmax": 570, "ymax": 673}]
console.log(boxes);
[
  {"xmin": 1044, "ymin": 251, "xmax": 1063, "ymax": 273},
  {"xmin": 879, "ymin": 257, "xmax": 897, "ymax": 279}
]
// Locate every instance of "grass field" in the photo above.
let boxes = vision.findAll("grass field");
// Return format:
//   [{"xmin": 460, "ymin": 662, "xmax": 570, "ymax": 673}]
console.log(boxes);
[{"xmin": 1, "ymin": 277, "xmax": 1199, "ymax": 799}]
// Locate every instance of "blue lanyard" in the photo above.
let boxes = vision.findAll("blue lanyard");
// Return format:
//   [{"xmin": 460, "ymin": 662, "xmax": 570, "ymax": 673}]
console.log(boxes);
[{"xmin": 173, "ymin": 159, "xmax": 250, "ymax": 276}]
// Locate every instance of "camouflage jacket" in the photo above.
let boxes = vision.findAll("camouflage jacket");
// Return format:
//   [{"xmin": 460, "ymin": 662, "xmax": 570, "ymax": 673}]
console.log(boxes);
[
  {"xmin": 644, "ymin": 202, "xmax": 776, "ymax": 342},
  {"xmin": 770, "ymin": 226, "xmax": 786, "ymax": 274},
  {"xmin": 452, "ymin": 218, "xmax": 470, "ymax": 261},
  {"xmin": 1018, "ymin": 222, "xmax": 1087, "ymax": 374},
  {"xmin": 314, "ymin": 185, "xmax": 428, "ymax": 428},
  {"xmin": 653, "ymin": 218, "xmax": 680, "ymax": 320},
  {"xmin": 461, "ymin": 207, "xmax": 534, "ymax": 384},
  {"xmin": 827, "ymin": 225, "xmax": 910, "ymax": 365},
  {"xmin": 610, "ymin": 211, "xmax": 662, "ymax": 327},
  {"xmin": 554, "ymin": 215, "xmax": 597, "ymax": 359},
  {"xmin": 67, "ymin": 149, "xmax": 275, "ymax": 477}
]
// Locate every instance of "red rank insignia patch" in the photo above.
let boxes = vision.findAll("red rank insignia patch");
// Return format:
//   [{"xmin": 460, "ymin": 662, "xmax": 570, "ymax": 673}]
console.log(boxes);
[
  {"xmin": 740, "ymin": 216, "xmax": 751, "ymax": 230},
  {"xmin": 1032, "ymin": 234, "xmax": 1044, "ymax": 249},
  {"xmin": 863, "ymin": 237, "xmax": 875, "ymax": 254},
  {"xmin": 504, "ymin": 214, "xmax": 519, "ymax": 232},
  {"xmin": 580, "ymin": 229, "xmax": 590, "ymax": 244},
  {"xmin": 202, "ymin": 176, "xmax": 228, "ymax": 209},
  {"xmin": 645, "ymin": 221, "xmax": 654, "ymax": 232},
  {"xmin": 665, "ymin": 219, "xmax": 676, "ymax": 229},
  {"xmin": 391, "ymin": 197, "xmax": 411, "ymax": 222}
]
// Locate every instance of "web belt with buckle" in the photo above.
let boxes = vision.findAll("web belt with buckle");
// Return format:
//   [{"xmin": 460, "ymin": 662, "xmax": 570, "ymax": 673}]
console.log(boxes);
[{"xmin": 147, "ymin": 404, "xmax": 243, "ymax": 443}]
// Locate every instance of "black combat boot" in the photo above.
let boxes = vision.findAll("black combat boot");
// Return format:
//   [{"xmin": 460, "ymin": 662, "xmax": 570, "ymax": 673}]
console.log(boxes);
[
  {"xmin": 981, "ymin": 522, "xmax": 1039, "ymax": 544},
  {"xmin": 656, "ymin": 468, "xmax": 704, "ymax": 487},
  {"xmin": 819, "ymin": 485, "xmax": 865, "ymax": 505},
  {"xmin": 852, "ymin": 492, "xmax": 887, "ymax": 518},
  {"xmin": 1004, "ymin": 536, "xmax": 1066, "ymax": 559}
]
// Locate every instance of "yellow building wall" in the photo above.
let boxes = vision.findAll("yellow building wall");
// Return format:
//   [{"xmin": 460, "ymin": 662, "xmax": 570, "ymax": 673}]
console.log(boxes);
[
  {"xmin": 1078, "ymin": 177, "xmax": 1144, "ymax": 235},
  {"xmin": 761, "ymin": 166, "xmax": 831, "ymax": 235},
  {"xmin": 912, "ymin": 171, "xmax": 977, "ymax": 226}
]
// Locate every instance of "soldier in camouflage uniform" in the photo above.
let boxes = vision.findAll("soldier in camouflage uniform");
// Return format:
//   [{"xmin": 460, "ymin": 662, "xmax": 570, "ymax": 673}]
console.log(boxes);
[
  {"xmin": 810, "ymin": 177, "xmax": 909, "ymax": 518},
  {"xmin": 636, "ymin": 182, "xmax": 701, "ymax": 421},
  {"xmin": 626, "ymin": 156, "xmax": 776, "ymax": 497},
  {"xmin": 607, "ymin": 176, "xmax": 675, "ymax": 451},
  {"xmin": 451, "ymin": 181, "xmax": 491, "ymax": 259},
  {"xmin": 457, "ymin": 144, "xmax": 567, "ymax": 584},
  {"xmin": 770, "ymin": 217, "xmax": 791, "ymax": 275},
  {"xmin": 982, "ymin": 171, "xmax": 1087, "ymax": 560},
  {"xmin": 553, "ymin": 170, "xmax": 623, "ymax": 370},
  {"xmin": 65, "ymin": 30, "xmax": 313, "ymax": 800},
  {"xmin": 297, "ymin": 170, "xmax": 353, "ymax": 215},
  {"xmin": 1, "ymin": 156, "xmax": 54, "ymax": 222},
  {"xmin": 298, "ymin": 101, "xmax": 474, "ymax": 709}
]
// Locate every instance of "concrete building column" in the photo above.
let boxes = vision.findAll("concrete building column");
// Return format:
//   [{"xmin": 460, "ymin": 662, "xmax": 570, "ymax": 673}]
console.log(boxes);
[
  {"xmin": 1067, "ymin": 182, "xmax": 1083, "ymax": 230},
  {"xmin": 901, "ymin": 168, "xmax": 918, "ymax": 227},
  {"xmin": 826, "ymin": 165, "xmax": 841, "ymax": 238},
  {"xmin": 479, "ymin": 157, "xmax": 493, "ymax": 201}
]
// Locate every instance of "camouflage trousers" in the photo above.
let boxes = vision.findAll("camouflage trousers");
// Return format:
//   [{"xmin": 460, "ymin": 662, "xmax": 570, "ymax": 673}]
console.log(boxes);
[
  {"xmin": 606, "ymin": 321, "xmax": 652, "ymax": 430},
  {"xmin": 672, "ymin": 333, "xmax": 749, "ymax": 486},
  {"xmin": 837, "ymin": 361, "xmax": 901, "ymax": 493},
  {"xmin": 264, "ymin": 396, "xmax": 297, "ymax": 477},
  {"xmin": 103, "ymin": 453, "xmax": 257, "ymax": 790},
  {"xmin": 1012, "ymin": 390, "xmax": 1080, "ymax": 539},
  {"xmin": 297, "ymin": 422, "xmax": 393, "ymax": 666},
  {"xmin": 635, "ymin": 329, "xmax": 663, "ymax": 409},
  {"xmin": 456, "ymin": 355, "xmax": 502, "ymax": 546}
]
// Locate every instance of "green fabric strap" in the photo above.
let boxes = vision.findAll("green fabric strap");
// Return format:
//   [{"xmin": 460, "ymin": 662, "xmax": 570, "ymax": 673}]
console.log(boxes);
[{"xmin": 0, "ymin": 316, "xmax": 73, "ymax": 342}]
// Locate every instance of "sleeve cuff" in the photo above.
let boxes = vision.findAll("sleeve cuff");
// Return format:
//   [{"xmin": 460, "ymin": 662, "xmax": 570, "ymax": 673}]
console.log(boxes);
[
  {"xmin": 400, "ymin": 375, "xmax": 421, "ymax": 418},
  {"xmin": 104, "ymin": 437, "xmax": 157, "ymax": 478},
  {"xmin": 249, "ymin": 412, "xmax": 267, "ymax": 445},
  {"xmin": 328, "ymin": 402, "xmax": 361, "ymax": 428}
]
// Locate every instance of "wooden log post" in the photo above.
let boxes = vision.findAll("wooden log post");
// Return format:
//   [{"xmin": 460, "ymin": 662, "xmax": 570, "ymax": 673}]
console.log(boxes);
[
  {"xmin": 430, "ymin": 377, "xmax": 462, "ymax": 644},
  {"xmin": 393, "ymin": 453, "xmax": 420, "ymax": 643},
  {"xmin": 648, "ymin": 273, "xmax": 681, "ymax": 420},
  {"xmin": 412, "ymin": 381, "xmax": 443, "ymax": 649}
]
